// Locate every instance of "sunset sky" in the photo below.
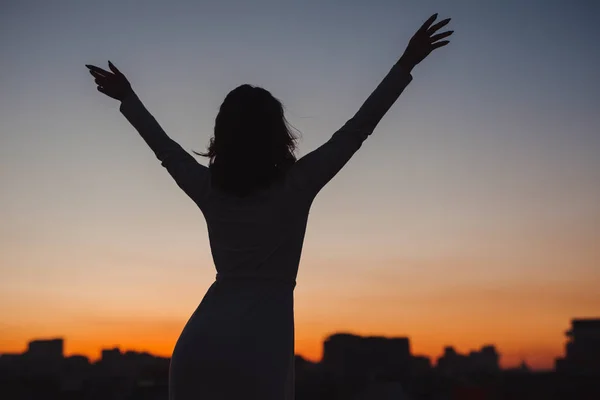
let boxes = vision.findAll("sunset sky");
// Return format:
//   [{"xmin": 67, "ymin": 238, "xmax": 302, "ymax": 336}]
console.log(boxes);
[{"xmin": 1, "ymin": 0, "xmax": 599, "ymax": 370}]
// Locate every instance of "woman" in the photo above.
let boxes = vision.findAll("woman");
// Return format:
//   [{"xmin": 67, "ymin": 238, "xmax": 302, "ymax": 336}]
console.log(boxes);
[{"xmin": 86, "ymin": 13, "xmax": 452, "ymax": 400}]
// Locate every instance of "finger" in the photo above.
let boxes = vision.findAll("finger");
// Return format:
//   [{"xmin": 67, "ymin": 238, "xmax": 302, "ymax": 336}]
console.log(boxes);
[
  {"xmin": 418, "ymin": 13, "xmax": 438, "ymax": 34},
  {"xmin": 430, "ymin": 30, "xmax": 453, "ymax": 42},
  {"xmin": 108, "ymin": 60, "xmax": 123, "ymax": 77},
  {"xmin": 86, "ymin": 64, "xmax": 111, "ymax": 76},
  {"xmin": 431, "ymin": 40, "xmax": 450, "ymax": 50},
  {"xmin": 89, "ymin": 70, "xmax": 106, "ymax": 79},
  {"xmin": 94, "ymin": 78, "xmax": 110, "ymax": 86},
  {"xmin": 427, "ymin": 18, "xmax": 451, "ymax": 35}
]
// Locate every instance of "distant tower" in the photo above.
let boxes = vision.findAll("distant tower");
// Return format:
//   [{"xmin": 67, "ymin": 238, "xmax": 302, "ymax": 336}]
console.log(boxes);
[{"xmin": 518, "ymin": 360, "xmax": 530, "ymax": 372}]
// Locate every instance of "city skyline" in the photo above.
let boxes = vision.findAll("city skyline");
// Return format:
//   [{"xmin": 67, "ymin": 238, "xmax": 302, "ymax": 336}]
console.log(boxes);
[
  {"xmin": 2, "ymin": 0, "xmax": 599, "ymax": 371},
  {"xmin": 2, "ymin": 320, "xmax": 598, "ymax": 399},
  {"xmin": 0, "ymin": 332, "xmax": 513, "ymax": 369},
  {"xmin": 2, "ymin": 317, "xmax": 594, "ymax": 371}
]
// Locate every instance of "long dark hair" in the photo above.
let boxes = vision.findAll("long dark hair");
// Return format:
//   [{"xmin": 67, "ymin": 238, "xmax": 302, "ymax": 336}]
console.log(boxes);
[{"xmin": 195, "ymin": 84, "xmax": 299, "ymax": 197}]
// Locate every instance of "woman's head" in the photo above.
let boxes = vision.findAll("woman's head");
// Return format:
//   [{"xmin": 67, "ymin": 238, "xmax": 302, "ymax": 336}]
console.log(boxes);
[{"xmin": 197, "ymin": 84, "xmax": 299, "ymax": 197}]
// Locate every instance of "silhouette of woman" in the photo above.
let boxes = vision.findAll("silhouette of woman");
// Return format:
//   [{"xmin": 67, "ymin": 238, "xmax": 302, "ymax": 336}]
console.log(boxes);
[{"xmin": 86, "ymin": 13, "xmax": 452, "ymax": 400}]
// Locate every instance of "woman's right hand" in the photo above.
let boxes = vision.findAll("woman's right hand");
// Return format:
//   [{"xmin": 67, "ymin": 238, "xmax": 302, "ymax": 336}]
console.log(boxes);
[
  {"xmin": 400, "ymin": 13, "xmax": 453, "ymax": 69},
  {"xmin": 85, "ymin": 61, "xmax": 133, "ymax": 101}
]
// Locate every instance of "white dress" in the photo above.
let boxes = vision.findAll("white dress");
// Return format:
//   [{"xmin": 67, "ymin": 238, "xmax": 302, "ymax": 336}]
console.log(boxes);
[{"xmin": 119, "ymin": 65, "xmax": 413, "ymax": 400}]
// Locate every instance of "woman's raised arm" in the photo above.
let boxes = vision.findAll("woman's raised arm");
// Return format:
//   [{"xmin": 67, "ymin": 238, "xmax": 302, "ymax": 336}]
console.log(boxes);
[
  {"xmin": 86, "ymin": 62, "xmax": 209, "ymax": 209},
  {"xmin": 288, "ymin": 13, "xmax": 452, "ymax": 199}
]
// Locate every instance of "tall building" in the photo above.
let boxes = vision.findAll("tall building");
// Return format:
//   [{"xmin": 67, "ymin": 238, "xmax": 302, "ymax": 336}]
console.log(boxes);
[
  {"xmin": 322, "ymin": 333, "xmax": 411, "ymax": 380},
  {"xmin": 555, "ymin": 318, "xmax": 600, "ymax": 375},
  {"xmin": 27, "ymin": 338, "xmax": 64, "ymax": 359},
  {"xmin": 25, "ymin": 338, "xmax": 65, "ymax": 375}
]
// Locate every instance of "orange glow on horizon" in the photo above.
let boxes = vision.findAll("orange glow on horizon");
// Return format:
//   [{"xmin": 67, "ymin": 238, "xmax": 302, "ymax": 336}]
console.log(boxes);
[{"xmin": 1, "ymin": 323, "xmax": 569, "ymax": 370}]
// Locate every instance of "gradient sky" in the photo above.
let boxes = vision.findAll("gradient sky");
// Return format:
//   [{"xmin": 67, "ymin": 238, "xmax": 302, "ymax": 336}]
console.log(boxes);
[{"xmin": 1, "ymin": 0, "xmax": 599, "ymax": 370}]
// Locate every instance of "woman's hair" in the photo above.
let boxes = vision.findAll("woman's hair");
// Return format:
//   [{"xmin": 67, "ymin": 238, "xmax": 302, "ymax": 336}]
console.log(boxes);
[{"xmin": 195, "ymin": 84, "xmax": 299, "ymax": 197}]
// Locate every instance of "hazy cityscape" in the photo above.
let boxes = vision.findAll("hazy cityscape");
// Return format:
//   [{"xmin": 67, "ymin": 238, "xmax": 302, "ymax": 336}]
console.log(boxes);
[{"xmin": 1, "ymin": 318, "xmax": 598, "ymax": 399}]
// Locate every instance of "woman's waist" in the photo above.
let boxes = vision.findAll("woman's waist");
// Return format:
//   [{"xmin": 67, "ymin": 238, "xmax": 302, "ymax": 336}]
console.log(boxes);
[{"xmin": 215, "ymin": 272, "xmax": 296, "ymax": 288}]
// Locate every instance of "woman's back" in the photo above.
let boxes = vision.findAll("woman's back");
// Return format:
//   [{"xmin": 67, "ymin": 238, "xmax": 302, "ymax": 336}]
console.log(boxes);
[{"xmin": 203, "ymin": 175, "xmax": 311, "ymax": 286}]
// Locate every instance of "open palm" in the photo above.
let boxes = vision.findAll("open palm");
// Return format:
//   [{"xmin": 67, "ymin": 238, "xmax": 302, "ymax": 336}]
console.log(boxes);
[
  {"xmin": 401, "ymin": 13, "xmax": 453, "ymax": 68},
  {"xmin": 85, "ymin": 61, "xmax": 133, "ymax": 101}
]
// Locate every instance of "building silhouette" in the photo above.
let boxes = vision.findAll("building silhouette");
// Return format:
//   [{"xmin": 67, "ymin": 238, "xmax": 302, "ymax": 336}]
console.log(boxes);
[
  {"xmin": 322, "ymin": 333, "xmax": 412, "ymax": 380},
  {"xmin": 27, "ymin": 338, "xmax": 64, "ymax": 359},
  {"xmin": 321, "ymin": 333, "xmax": 413, "ymax": 398},
  {"xmin": 1, "ymin": 318, "xmax": 599, "ymax": 399},
  {"xmin": 555, "ymin": 318, "xmax": 600, "ymax": 375},
  {"xmin": 436, "ymin": 345, "xmax": 500, "ymax": 378},
  {"xmin": 25, "ymin": 338, "xmax": 64, "ymax": 376}
]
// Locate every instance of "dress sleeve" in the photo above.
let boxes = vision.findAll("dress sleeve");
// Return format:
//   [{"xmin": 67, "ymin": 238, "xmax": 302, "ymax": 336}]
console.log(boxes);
[
  {"xmin": 119, "ymin": 93, "xmax": 210, "ymax": 209},
  {"xmin": 288, "ymin": 63, "xmax": 413, "ymax": 199}
]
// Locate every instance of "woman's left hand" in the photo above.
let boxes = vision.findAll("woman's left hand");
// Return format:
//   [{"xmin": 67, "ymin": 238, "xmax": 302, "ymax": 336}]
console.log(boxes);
[{"xmin": 86, "ymin": 61, "xmax": 133, "ymax": 101}]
